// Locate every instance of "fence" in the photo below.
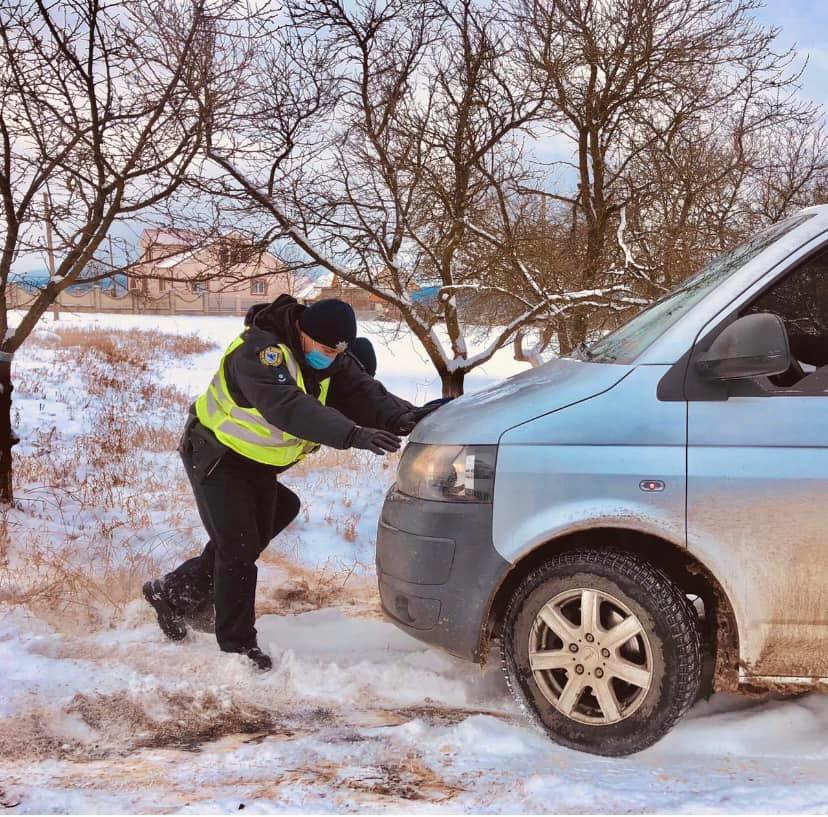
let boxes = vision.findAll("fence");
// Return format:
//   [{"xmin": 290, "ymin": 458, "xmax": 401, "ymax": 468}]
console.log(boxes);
[{"xmin": 7, "ymin": 283, "xmax": 393, "ymax": 320}]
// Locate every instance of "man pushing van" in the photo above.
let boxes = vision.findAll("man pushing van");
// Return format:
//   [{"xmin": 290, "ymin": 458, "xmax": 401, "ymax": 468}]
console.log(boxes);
[{"xmin": 143, "ymin": 294, "xmax": 440, "ymax": 670}]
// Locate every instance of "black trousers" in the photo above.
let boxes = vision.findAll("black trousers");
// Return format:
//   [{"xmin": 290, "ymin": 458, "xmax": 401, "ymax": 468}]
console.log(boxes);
[{"xmin": 163, "ymin": 420, "xmax": 301, "ymax": 652}]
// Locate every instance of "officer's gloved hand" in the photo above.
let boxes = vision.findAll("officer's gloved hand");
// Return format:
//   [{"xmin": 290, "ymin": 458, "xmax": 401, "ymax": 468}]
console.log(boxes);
[
  {"xmin": 395, "ymin": 397, "xmax": 454, "ymax": 435},
  {"xmin": 349, "ymin": 426, "xmax": 401, "ymax": 455}
]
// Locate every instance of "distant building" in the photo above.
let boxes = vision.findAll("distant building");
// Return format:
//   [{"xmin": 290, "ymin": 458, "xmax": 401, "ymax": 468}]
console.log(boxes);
[
  {"xmin": 129, "ymin": 229, "xmax": 316, "ymax": 304},
  {"xmin": 129, "ymin": 231, "xmax": 409, "ymax": 319},
  {"xmin": 313, "ymin": 272, "xmax": 398, "ymax": 319}
]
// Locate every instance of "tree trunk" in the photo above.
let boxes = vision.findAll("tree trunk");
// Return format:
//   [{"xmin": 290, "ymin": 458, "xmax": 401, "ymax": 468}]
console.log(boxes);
[
  {"xmin": 440, "ymin": 369, "xmax": 465, "ymax": 398},
  {"xmin": 569, "ymin": 310, "xmax": 589, "ymax": 351},
  {"xmin": 555, "ymin": 318, "xmax": 573, "ymax": 357},
  {"xmin": 0, "ymin": 355, "xmax": 14, "ymax": 504}
]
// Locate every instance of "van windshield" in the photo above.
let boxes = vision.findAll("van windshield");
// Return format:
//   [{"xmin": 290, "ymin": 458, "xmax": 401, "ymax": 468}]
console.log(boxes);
[{"xmin": 578, "ymin": 213, "xmax": 815, "ymax": 364}]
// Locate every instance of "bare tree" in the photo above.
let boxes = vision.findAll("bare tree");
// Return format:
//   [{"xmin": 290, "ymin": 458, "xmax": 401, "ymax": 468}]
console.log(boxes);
[
  {"xmin": 506, "ymin": 0, "xmax": 825, "ymax": 352},
  {"xmin": 611, "ymin": 117, "xmax": 828, "ymax": 313},
  {"xmin": 751, "ymin": 121, "xmax": 828, "ymax": 223},
  {"xmin": 201, "ymin": 0, "xmax": 626, "ymax": 396},
  {"xmin": 0, "ymin": 0, "xmax": 223, "ymax": 501},
  {"xmin": 200, "ymin": 0, "xmax": 826, "ymax": 389}
]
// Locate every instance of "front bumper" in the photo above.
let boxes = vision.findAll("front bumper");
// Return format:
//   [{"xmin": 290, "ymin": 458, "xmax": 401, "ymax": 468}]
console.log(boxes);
[{"xmin": 376, "ymin": 486, "xmax": 510, "ymax": 661}]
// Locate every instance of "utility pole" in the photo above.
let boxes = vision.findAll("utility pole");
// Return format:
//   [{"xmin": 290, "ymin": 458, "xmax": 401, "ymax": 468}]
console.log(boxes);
[
  {"xmin": 44, "ymin": 192, "xmax": 59, "ymax": 321},
  {"xmin": 108, "ymin": 235, "xmax": 116, "ymax": 295}
]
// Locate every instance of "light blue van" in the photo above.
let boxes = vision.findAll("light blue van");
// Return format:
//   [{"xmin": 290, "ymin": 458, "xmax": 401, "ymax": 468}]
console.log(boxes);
[{"xmin": 377, "ymin": 207, "xmax": 828, "ymax": 755}]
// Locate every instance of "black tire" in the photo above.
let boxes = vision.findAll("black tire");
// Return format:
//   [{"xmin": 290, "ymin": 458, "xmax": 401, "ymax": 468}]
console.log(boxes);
[{"xmin": 501, "ymin": 549, "xmax": 701, "ymax": 756}]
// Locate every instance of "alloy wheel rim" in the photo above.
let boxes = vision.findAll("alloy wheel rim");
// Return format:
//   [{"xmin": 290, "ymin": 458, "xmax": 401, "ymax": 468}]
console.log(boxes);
[{"xmin": 528, "ymin": 587, "xmax": 653, "ymax": 726}]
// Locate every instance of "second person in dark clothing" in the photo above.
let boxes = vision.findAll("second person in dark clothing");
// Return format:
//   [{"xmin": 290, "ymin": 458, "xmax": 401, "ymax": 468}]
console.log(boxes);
[
  {"xmin": 143, "ymin": 295, "xmax": 437, "ymax": 670},
  {"xmin": 349, "ymin": 337, "xmax": 378, "ymax": 377}
]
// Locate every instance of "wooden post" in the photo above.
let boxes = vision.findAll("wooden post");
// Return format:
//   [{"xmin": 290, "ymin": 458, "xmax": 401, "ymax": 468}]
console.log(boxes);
[
  {"xmin": 43, "ymin": 192, "xmax": 55, "ymax": 261},
  {"xmin": 44, "ymin": 192, "xmax": 60, "ymax": 321},
  {"xmin": 93, "ymin": 285, "xmax": 102, "ymax": 311},
  {"xmin": 168, "ymin": 290, "xmax": 175, "ymax": 315},
  {"xmin": 0, "ymin": 351, "xmax": 14, "ymax": 503},
  {"xmin": 202, "ymin": 291, "xmax": 208, "ymax": 314}
]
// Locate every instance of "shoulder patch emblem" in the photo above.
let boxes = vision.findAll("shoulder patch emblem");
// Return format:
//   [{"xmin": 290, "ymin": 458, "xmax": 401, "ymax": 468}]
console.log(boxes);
[{"xmin": 259, "ymin": 346, "xmax": 284, "ymax": 367}]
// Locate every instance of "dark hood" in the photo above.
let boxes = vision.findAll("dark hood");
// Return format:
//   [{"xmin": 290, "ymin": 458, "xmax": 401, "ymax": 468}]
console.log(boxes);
[
  {"xmin": 246, "ymin": 293, "xmax": 305, "ymax": 350},
  {"xmin": 245, "ymin": 294, "xmax": 347, "ymax": 392}
]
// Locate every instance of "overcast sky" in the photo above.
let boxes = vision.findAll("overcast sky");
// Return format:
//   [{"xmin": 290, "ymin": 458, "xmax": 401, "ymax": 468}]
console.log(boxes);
[
  {"xmin": 758, "ymin": 0, "xmax": 828, "ymax": 112},
  {"xmin": 530, "ymin": 0, "xmax": 827, "ymax": 171}
]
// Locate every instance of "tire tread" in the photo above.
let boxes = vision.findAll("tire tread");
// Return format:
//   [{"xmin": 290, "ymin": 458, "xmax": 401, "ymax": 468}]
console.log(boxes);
[{"xmin": 500, "ymin": 548, "xmax": 702, "ymax": 755}]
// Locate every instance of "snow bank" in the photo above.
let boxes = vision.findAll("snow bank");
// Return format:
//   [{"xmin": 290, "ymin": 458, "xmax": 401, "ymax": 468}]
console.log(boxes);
[
  {"xmin": 13, "ymin": 310, "xmax": 531, "ymax": 406},
  {"xmin": 1, "ymin": 607, "xmax": 826, "ymax": 813}
]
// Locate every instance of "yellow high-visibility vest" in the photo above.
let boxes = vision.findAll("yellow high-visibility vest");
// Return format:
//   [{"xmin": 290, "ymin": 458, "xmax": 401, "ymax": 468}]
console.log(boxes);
[{"xmin": 195, "ymin": 335, "xmax": 330, "ymax": 467}]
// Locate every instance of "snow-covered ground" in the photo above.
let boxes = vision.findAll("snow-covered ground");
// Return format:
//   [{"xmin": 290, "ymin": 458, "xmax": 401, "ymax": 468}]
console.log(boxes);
[{"xmin": 2, "ymin": 311, "xmax": 827, "ymax": 813}]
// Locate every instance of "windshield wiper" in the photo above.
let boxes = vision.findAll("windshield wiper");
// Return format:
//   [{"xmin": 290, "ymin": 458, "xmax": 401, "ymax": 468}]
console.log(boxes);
[
  {"xmin": 573, "ymin": 341, "xmax": 595, "ymax": 360},
  {"xmin": 573, "ymin": 341, "xmax": 619, "ymax": 363}
]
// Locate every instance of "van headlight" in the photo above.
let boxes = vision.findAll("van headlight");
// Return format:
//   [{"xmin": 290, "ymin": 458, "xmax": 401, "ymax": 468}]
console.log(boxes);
[{"xmin": 396, "ymin": 443, "xmax": 497, "ymax": 503}]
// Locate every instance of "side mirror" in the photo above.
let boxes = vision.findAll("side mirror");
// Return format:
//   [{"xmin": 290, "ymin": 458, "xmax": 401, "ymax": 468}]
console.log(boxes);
[{"xmin": 696, "ymin": 313, "xmax": 791, "ymax": 381}]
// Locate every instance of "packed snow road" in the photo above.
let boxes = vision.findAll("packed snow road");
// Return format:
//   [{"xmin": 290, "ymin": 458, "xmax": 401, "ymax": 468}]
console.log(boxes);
[{"xmin": 1, "ymin": 605, "xmax": 827, "ymax": 813}]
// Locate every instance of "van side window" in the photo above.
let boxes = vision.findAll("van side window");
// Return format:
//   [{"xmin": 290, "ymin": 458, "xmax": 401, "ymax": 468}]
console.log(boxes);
[{"xmin": 743, "ymin": 246, "xmax": 828, "ymax": 391}]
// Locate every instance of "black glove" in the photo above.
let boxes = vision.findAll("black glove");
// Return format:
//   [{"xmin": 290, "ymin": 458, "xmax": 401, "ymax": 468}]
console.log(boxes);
[
  {"xmin": 395, "ymin": 397, "xmax": 454, "ymax": 435},
  {"xmin": 421, "ymin": 396, "xmax": 454, "ymax": 412},
  {"xmin": 348, "ymin": 426, "xmax": 402, "ymax": 455}
]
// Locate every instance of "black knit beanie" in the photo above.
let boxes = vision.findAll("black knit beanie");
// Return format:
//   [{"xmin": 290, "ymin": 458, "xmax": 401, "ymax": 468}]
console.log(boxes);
[{"xmin": 298, "ymin": 299, "xmax": 357, "ymax": 350}]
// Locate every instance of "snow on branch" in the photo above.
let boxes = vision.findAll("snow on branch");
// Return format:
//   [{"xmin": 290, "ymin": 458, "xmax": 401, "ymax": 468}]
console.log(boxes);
[
  {"xmin": 463, "ymin": 218, "xmax": 548, "ymax": 301},
  {"xmin": 442, "ymin": 281, "xmax": 641, "ymax": 373},
  {"xmin": 438, "ymin": 284, "xmax": 536, "ymax": 310},
  {"xmin": 616, "ymin": 206, "xmax": 648, "ymax": 272}
]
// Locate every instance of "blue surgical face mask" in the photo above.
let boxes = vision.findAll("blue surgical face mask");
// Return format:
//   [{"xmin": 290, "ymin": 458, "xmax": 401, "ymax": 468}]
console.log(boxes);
[{"xmin": 305, "ymin": 349, "xmax": 335, "ymax": 370}]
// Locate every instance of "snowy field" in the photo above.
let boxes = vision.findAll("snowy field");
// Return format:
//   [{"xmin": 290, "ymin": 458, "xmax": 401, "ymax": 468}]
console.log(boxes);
[{"xmin": 1, "ymin": 310, "xmax": 827, "ymax": 813}]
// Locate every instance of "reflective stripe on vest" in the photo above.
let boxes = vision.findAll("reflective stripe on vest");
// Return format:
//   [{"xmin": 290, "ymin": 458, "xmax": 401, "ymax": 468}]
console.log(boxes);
[{"xmin": 194, "ymin": 335, "xmax": 330, "ymax": 467}]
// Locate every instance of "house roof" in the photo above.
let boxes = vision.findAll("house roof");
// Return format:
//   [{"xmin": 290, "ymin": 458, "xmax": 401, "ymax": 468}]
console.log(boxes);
[
  {"xmin": 155, "ymin": 248, "xmax": 199, "ymax": 269},
  {"xmin": 141, "ymin": 228, "xmax": 205, "ymax": 246},
  {"xmin": 141, "ymin": 229, "xmax": 287, "ymax": 271},
  {"xmin": 294, "ymin": 279, "xmax": 320, "ymax": 300}
]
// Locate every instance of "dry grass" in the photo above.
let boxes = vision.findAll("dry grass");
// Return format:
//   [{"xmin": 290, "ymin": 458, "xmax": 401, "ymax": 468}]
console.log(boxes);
[
  {"xmin": 258, "ymin": 549, "xmax": 381, "ymax": 617},
  {"xmin": 289, "ymin": 443, "xmax": 398, "ymax": 479},
  {"xmin": 6, "ymin": 324, "xmax": 389, "ymax": 631},
  {"xmin": 29, "ymin": 325, "xmax": 214, "ymax": 358},
  {"xmin": 2, "ymin": 327, "xmax": 214, "ymax": 628}
]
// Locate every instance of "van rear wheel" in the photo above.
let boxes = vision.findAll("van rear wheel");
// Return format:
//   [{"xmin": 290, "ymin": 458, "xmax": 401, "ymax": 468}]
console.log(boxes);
[{"xmin": 501, "ymin": 549, "xmax": 701, "ymax": 756}]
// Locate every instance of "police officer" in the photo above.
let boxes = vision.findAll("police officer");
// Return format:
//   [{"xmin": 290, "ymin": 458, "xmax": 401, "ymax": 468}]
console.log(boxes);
[{"xmin": 143, "ymin": 295, "xmax": 437, "ymax": 670}]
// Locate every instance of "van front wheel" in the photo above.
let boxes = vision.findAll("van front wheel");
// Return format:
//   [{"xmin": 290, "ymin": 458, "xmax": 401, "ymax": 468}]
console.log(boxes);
[{"xmin": 501, "ymin": 549, "xmax": 701, "ymax": 756}]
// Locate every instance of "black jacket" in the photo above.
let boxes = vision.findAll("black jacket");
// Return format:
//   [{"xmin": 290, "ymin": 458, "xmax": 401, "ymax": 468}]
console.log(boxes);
[{"xmin": 219, "ymin": 294, "xmax": 414, "ymax": 449}]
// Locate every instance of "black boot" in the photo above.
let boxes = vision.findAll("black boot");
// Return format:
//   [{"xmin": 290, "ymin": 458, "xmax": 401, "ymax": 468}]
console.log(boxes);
[
  {"xmin": 184, "ymin": 600, "xmax": 216, "ymax": 634},
  {"xmin": 244, "ymin": 646, "xmax": 272, "ymax": 672},
  {"xmin": 142, "ymin": 579, "xmax": 187, "ymax": 641}
]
